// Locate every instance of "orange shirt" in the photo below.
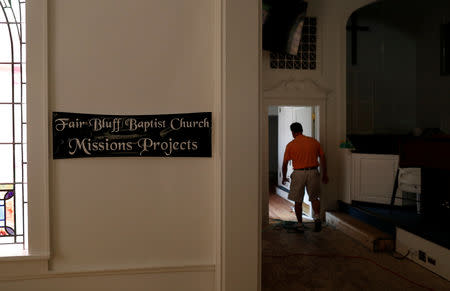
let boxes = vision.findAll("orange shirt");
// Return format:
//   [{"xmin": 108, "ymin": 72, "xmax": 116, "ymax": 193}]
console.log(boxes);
[{"xmin": 283, "ymin": 135, "xmax": 324, "ymax": 169}]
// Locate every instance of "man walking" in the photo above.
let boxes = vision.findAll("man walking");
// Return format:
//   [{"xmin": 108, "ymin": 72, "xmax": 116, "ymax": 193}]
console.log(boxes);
[{"xmin": 282, "ymin": 122, "xmax": 328, "ymax": 232}]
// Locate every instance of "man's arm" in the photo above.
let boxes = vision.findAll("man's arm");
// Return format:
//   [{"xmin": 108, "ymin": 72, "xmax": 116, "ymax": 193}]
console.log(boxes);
[
  {"xmin": 282, "ymin": 145, "xmax": 290, "ymax": 185},
  {"xmin": 319, "ymin": 153, "xmax": 329, "ymax": 184}
]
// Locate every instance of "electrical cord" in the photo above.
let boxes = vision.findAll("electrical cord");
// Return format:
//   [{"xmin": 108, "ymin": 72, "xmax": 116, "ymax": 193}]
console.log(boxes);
[
  {"xmin": 392, "ymin": 249, "xmax": 410, "ymax": 260},
  {"xmin": 263, "ymin": 251, "xmax": 433, "ymax": 291}
]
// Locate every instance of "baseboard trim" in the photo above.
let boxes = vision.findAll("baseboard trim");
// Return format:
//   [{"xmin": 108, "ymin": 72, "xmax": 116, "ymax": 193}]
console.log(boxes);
[
  {"xmin": 277, "ymin": 185, "xmax": 289, "ymax": 193},
  {"xmin": 0, "ymin": 264, "xmax": 215, "ymax": 282}
]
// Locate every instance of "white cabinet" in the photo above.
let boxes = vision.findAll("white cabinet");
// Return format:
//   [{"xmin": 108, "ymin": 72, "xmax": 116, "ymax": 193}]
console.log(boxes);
[{"xmin": 349, "ymin": 153, "xmax": 399, "ymax": 205}]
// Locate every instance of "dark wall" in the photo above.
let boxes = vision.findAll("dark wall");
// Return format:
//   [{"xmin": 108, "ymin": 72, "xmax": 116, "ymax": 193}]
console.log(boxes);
[
  {"xmin": 416, "ymin": 0, "xmax": 450, "ymax": 131},
  {"xmin": 347, "ymin": 0, "xmax": 450, "ymax": 135},
  {"xmin": 268, "ymin": 115, "xmax": 278, "ymax": 185},
  {"xmin": 347, "ymin": 0, "xmax": 418, "ymax": 134}
]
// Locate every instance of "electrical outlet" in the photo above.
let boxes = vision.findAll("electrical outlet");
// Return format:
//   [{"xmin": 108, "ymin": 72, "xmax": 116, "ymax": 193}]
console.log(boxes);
[
  {"xmin": 396, "ymin": 228, "xmax": 449, "ymax": 281},
  {"xmin": 419, "ymin": 250, "xmax": 426, "ymax": 262}
]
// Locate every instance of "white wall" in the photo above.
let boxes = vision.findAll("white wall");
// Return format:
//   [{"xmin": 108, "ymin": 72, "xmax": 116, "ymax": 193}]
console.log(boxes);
[
  {"xmin": 48, "ymin": 0, "xmax": 216, "ymax": 271},
  {"xmin": 49, "ymin": 0, "xmax": 217, "ymax": 270},
  {"xmin": 223, "ymin": 0, "xmax": 260, "ymax": 288},
  {"xmin": 2, "ymin": 0, "xmax": 218, "ymax": 289}
]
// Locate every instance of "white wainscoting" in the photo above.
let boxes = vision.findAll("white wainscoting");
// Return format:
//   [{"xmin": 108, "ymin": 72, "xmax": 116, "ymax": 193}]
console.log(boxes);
[{"xmin": 350, "ymin": 153, "xmax": 399, "ymax": 205}]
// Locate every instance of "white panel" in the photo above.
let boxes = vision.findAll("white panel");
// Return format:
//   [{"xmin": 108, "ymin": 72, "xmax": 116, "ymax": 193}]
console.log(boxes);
[
  {"xmin": 352, "ymin": 154, "xmax": 398, "ymax": 204},
  {"xmin": 360, "ymin": 159, "xmax": 396, "ymax": 197},
  {"xmin": 396, "ymin": 227, "xmax": 450, "ymax": 281},
  {"xmin": 293, "ymin": 107, "xmax": 313, "ymax": 137}
]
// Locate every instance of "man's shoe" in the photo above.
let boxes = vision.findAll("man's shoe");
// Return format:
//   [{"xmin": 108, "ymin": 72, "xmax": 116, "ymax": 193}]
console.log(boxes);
[
  {"xmin": 314, "ymin": 219, "xmax": 322, "ymax": 232},
  {"xmin": 284, "ymin": 222, "xmax": 305, "ymax": 233},
  {"xmin": 294, "ymin": 223, "xmax": 305, "ymax": 233}
]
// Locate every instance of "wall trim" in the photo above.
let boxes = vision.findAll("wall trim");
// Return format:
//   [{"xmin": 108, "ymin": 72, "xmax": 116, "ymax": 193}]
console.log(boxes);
[
  {"xmin": 0, "ymin": 252, "xmax": 49, "ymax": 262},
  {"xmin": 0, "ymin": 264, "xmax": 215, "ymax": 282},
  {"xmin": 264, "ymin": 78, "xmax": 333, "ymax": 99},
  {"xmin": 215, "ymin": 0, "xmax": 224, "ymax": 290},
  {"xmin": 27, "ymin": 0, "xmax": 51, "ymax": 259}
]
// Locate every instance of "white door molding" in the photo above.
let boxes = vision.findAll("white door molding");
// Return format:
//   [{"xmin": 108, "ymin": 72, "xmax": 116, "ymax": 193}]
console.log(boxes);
[
  {"xmin": 260, "ymin": 78, "xmax": 331, "ymax": 228},
  {"xmin": 264, "ymin": 78, "xmax": 332, "ymax": 100}
]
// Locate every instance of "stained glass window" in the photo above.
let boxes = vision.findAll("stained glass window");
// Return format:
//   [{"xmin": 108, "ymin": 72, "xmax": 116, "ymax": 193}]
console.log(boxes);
[{"xmin": 0, "ymin": 0, "xmax": 27, "ymax": 247}]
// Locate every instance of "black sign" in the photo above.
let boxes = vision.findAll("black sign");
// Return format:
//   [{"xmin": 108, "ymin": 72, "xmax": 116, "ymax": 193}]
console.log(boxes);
[{"xmin": 52, "ymin": 112, "xmax": 212, "ymax": 159}]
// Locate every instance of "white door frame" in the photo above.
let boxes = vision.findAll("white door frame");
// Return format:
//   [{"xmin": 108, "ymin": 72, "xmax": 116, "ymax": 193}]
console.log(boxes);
[{"xmin": 260, "ymin": 86, "xmax": 329, "ymax": 228}]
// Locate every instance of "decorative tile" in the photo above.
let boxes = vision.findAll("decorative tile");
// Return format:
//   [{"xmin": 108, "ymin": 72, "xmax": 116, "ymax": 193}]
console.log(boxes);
[{"xmin": 268, "ymin": 17, "xmax": 318, "ymax": 70}]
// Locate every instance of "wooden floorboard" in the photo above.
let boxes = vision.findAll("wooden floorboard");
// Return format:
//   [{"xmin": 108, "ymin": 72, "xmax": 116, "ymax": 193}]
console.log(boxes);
[
  {"xmin": 268, "ymin": 193, "xmax": 296, "ymax": 222},
  {"xmin": 326, "ymin": 211, "xmax": 394, "ymax": 252}
]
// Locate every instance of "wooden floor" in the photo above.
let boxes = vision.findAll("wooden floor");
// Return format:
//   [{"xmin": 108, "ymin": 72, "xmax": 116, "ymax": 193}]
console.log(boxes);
[
  {"xmin": 263, "ymin": 193, "xmax": 450, "ymax": 291},
  {"xmin": 268, "ymin": 193, "xmax": 296, "ymax": 222},
  {"xmin": 268, "ymin": 193, "xmax": 313, "ymax": 223}
]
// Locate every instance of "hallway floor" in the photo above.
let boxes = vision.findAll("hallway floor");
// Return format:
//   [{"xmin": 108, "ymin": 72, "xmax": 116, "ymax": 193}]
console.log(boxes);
[{"xmin": 263, "ymin": 194, "xmax": 450, "ymax": 290}]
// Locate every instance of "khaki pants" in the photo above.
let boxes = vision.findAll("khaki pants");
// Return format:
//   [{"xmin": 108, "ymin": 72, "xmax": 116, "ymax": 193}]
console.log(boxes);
[{"xmin": 288, "ymin": 169, "xmax": 321, "ymax": 202}]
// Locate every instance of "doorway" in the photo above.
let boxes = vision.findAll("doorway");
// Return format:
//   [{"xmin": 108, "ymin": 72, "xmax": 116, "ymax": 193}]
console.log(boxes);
[{"xmin": 266, "ymin": 105, "xmax": 321, "ymax": 224}]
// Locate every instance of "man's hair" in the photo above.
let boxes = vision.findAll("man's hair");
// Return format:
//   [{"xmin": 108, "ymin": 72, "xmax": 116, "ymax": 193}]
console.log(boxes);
[{"xmin": 290, "ymin": 122, "xmax": 303, "ymax": 133}]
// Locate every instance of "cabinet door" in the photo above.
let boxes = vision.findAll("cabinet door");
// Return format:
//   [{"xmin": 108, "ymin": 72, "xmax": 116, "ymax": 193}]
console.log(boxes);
[{"xmin": 352, "ymin": 154, "xmax": 399, "ymax": 204}]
